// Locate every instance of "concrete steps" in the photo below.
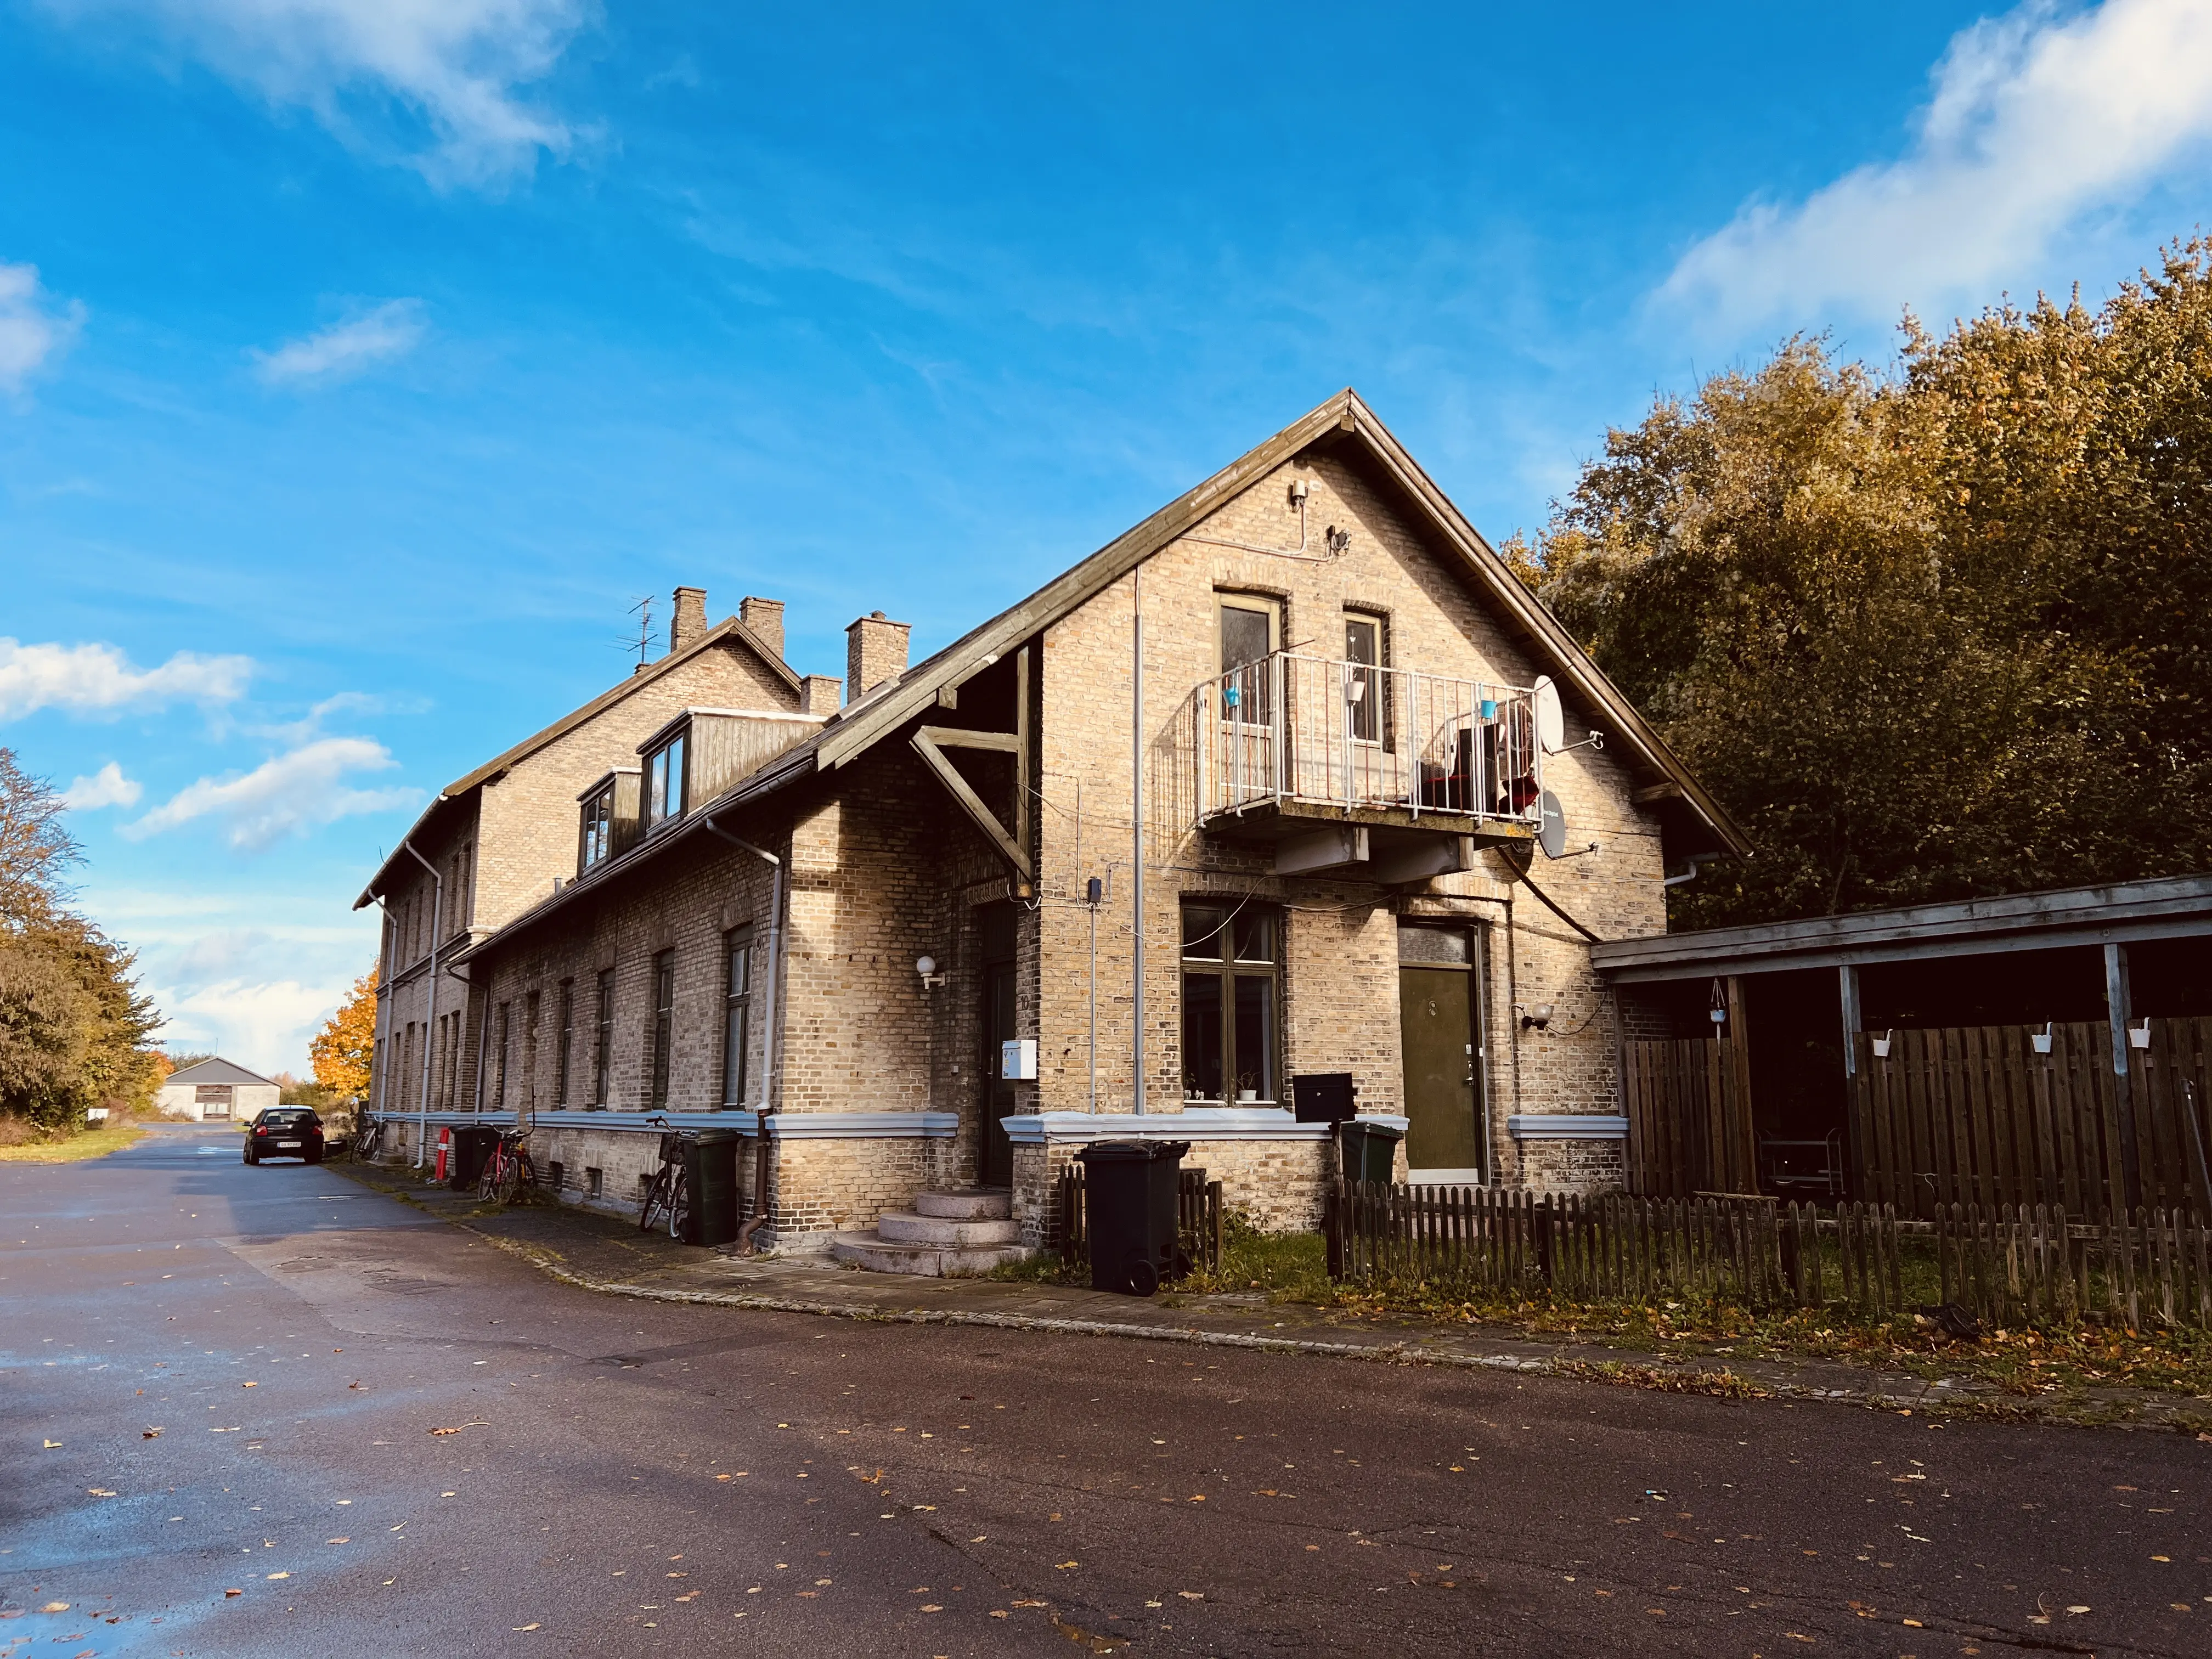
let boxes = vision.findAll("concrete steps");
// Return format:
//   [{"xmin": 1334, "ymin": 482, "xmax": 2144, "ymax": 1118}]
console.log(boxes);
[{"xmin": 830, "ymin": 1188, "xmax": 1030, "ymax": 1277}]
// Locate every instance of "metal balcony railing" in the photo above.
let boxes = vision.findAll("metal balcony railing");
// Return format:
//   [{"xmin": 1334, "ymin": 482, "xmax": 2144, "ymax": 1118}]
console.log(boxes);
[{"xmin": 1191, "ymin": 652, "xmax": 1542, "ymax": 828}]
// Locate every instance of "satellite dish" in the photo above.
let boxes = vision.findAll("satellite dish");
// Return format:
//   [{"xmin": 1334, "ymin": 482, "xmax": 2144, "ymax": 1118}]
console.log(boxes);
[
  {"xmin": 1537, "ymin": 789, "xmax": 1567, "ymax": 859},
  {"xmin": 1533, "ymin": 675, "xmax": 1566, "ymax": 754}
]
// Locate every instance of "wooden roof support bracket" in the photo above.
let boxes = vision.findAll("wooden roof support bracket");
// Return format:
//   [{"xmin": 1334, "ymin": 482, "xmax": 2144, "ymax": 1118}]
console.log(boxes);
[{"xmin": 912, "ymin": 714, "xmax": 1032, "ymax": 884}]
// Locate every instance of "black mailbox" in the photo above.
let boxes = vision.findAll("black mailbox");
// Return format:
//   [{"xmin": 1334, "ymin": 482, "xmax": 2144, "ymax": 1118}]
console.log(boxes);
[{"xmin": 1293, "ymin": 1072, "xmax": 1357, "ymax": 1124}]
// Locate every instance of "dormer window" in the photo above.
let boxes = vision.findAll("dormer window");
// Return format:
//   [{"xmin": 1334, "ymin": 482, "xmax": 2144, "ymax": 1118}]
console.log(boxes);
[
  {"xmin": 645, "ymin": 730, "xmax": 687, "ymax": 830},
  {"xmin": 580, "ymin": 782, "xmax": 616, "ymax": 872},
  {"xmin": 575, "ymin": 766, "xmax": 641, "ymax": 879}
]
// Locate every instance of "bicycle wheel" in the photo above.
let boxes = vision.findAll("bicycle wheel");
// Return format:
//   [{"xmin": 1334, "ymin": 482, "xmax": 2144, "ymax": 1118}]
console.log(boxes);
[
  {"xmin": 639, "ymin": 1166, "xmax": 672, "ymax": 1233},
  {"xmin": 477, "ymin": 1153, "xmax": 502, "ymax": 1203},
  {"xmin": 492, "ymin": 1152, "xmax": 523, "ymax": 1206},
  {"xmin": 668, "ymin": 1171, "xmax": 690, "ymax": 1242}
]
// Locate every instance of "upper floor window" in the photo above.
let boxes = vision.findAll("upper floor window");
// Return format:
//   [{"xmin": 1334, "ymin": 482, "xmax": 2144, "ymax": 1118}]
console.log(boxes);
[
  {"xmin": 1217, "ymin": 594, "xmax": 1279, "ymax": 725},
  {"xmin": 579, "ymin": 781, "xmax": 616, "ymax": 873},
  {"xmin": 1345, "ymin": 611, "xmax": 1384, "ymax": 743},
  {"xmin": 554, "ymin": 979, "xmax": 574, "ymax": 1108},
  {"xmin": 645, "ymin": 731, "xmax": 687, "ymax": 830}
]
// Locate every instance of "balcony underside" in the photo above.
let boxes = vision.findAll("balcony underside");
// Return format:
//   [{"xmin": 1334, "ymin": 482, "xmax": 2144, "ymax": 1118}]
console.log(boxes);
[{"xmin": 1200, "ymin": 798, "xmax": 1531, "ymax": 884}]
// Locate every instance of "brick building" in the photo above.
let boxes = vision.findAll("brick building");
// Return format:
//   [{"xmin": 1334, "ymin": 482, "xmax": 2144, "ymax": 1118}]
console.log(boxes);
[{"xmin": 356, "ymin": 391, "xmax": 1745, "ymax": 1263}]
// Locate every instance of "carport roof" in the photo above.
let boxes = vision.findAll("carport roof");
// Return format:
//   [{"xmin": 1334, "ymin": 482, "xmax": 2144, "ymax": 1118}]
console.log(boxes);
[{"xmin": 1589, "ymin": 874, "xmax": 2212, "ymax": 984}]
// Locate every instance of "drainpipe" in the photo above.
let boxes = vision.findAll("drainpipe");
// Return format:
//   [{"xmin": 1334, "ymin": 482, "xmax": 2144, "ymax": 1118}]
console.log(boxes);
[
  {"xmin": 1132, "ymin": 567, "xmax": 1146, "ymax": 1115},
  {"xmin": 399, "ymin": 840, "xmax": 442, "ymax": 1168},
  {"xmin": 702, "ymin": 813, "xmax": 785, "ymax": 1252},
  {"xmin": 368, "ymin": 897, "xmax": 394, "ymax": 1124}
]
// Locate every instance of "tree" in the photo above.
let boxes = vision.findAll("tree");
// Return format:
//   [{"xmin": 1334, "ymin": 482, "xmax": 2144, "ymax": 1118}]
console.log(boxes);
[
  {"xmin": 0, "ymin": 751, "xmax": 165, "ymax": 1130},
  {"xmin": 1525, "ymin": 238, "xmax": 2212, "ymax": 926},
  {"xmin": 310, "ymin": 967, "xmax": 378, "ymax": 1101}
]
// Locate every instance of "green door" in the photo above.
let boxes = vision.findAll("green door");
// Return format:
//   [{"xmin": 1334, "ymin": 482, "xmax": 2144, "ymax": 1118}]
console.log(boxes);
[
  {"xmin": 979, "ymin": 959, "xmax": 1019, "ymax": 1188},
  {"xmin": 1399, "ymin": 964, "xmax": 1484, "ymax": 1178}
]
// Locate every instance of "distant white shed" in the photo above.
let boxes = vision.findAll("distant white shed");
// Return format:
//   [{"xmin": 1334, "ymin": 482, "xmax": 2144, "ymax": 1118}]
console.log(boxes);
[{"xmin": 157, "ymin": 1058, "xmax": 280, "ymax": 1123}]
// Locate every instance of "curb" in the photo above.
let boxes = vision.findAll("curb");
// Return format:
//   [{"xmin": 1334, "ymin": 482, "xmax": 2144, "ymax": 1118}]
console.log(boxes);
[{"xmin": 458, "ymin": 1223, "xmax": 1953, "ymax": 1416}]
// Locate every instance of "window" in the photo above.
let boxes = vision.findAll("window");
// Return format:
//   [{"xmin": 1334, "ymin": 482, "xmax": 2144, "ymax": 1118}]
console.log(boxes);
[
  {"xmin": 645, "ymin": 732, "xmax": 687, "ymax": 830},
  {"xmin": 648, "ymin": 950, "xmax": 675, "ymax": 1109},
  {"xmin": 493, "ymin": 1001, "xmax": 511, "ymax": 1110},
  {"xmin": 579, "ymin": 782, "xmax": 615, "ymax": 873},
  {"xmin": 592, "ymin": 968, "xmax": 615, "ymax": 1107},
  {"xmin": 1217, "ymin": 595, "xmax": 1279, "ymax": 725},
  {"xmin": 555, "ymin": 980, "xmax": 574, "ymax": 1108},
  {"xmin": 1345, "ymin": 612, "xmax": 1384, "ymax": 743},
  {"xmin": 722, "ymin": 929, "xmax": 753, "ymax": 1108},
  {"xmin": 1181, "ymin": 901, "xmax": 1282, "ymax": 1104}
]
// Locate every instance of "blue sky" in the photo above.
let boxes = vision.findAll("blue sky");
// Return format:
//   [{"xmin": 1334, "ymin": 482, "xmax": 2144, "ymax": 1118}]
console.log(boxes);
[{"xmin": 5, "ymin": 1, "xmax": 2211, "ymax": 1073}]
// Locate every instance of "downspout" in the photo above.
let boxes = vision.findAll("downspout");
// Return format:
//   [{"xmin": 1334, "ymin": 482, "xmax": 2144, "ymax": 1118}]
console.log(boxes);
[
  {"xmin": 400, "ymin": 840, "xmax": 442, "ymax": 1168},
  {"xmin": 369, "ymin": 897, "xmax": 394, "ymax": 1124},
  {"xmin": 702, "ymin": 812, "xmax": 785, "ymax": 1254},
  {"xmin": 1132, "ymin": 566, "xmax": 1146, "ymax": 1115}
]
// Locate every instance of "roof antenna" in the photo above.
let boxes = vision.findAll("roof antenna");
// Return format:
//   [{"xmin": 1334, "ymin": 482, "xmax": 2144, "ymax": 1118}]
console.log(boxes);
[{"xmin": 624, "ymin": 595, "xmax": 654, "ymax": 667}]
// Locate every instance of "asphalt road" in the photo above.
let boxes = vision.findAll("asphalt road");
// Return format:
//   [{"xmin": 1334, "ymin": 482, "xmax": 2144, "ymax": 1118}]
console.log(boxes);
[{"xmin": 5, "ymin": 1122, "xmax": 2209, "ymax": 1658}]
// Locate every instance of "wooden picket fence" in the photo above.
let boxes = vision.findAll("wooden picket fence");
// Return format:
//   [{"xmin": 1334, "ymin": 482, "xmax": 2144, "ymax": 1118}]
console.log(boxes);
[
  {"xmin": 1323, "ymin": 1182, "xmax": 2212, "ymax": 1330},
  {"xmin": 1053, "ymin": 1164, "xmax": 1225, "ymax": 1275}
]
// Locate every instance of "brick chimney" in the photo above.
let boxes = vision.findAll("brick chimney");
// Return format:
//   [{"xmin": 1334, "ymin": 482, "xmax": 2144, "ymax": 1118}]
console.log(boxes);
[
  {"xmin": 800, "ymin": 674, "xmax": 843, "ymax": 715},
  {"xmin": 739, "ymin": 596, "xmax": 785, "ymax": 661},
  {"xmin": 845, "ymin": 611, "xmax": 910, "ymax": 703},
  {"xmin": 669, "ymin": 586, "xmax": 708, "ymax": 655}
]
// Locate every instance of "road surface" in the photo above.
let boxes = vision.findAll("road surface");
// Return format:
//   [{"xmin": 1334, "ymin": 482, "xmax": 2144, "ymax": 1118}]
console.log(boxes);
[{"xmin": 4, "ymin": 1122, "xmax": 2207, "ymax": 1655}]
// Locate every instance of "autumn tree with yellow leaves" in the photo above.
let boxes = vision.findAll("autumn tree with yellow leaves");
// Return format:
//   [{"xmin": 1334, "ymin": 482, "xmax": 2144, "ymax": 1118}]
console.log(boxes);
[{"xmin": 309, "ymin": 967, "xmax": 377, "ymax": 1100}]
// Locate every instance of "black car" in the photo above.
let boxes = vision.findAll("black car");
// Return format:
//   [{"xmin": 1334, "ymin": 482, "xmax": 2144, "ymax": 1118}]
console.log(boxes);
[{"xmin": 243, "ymin": 1107, "xmax": 325, "ymax": 1165}]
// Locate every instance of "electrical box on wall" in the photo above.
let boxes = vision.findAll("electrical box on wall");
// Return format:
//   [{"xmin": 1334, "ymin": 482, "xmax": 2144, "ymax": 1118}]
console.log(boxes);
[{"xmin": 1001, "ymin": 1039, "xmax": 1038, "ymax": 1081}]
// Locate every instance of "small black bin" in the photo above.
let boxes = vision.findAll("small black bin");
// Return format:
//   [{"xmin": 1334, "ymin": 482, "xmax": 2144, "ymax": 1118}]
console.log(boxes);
[
  {"xmin": 447, "ymin": 1125, "xmax": 500, "ymax": 1190},
  {"xmin": 683, "ymin": 1128, "xmax": 741, "ymax": 1248},
  {"xmin": 1076, "ymin": 1139, "xmax": 1191, "ymax": 1296},
  {"xmin": 1337, "ymin": 1118, "xmax": 1403, "ymax": 1186},
  {"xmin": 1293, "ymin": 1072, "xmax": 1358, "ymax": 1124}
]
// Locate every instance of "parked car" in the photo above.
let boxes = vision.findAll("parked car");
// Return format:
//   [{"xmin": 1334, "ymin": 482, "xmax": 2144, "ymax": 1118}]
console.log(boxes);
[{"xmin": 242, "ymin": 1107, "xmax": 325, "ymax": 1165}]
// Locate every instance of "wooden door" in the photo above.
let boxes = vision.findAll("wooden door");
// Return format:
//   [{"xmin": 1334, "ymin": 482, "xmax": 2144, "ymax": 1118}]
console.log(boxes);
[
  {"xmin": 1400, "ymin": 966, "xmax": 1485, "ymax": 1180},
  {"xmin": 979, "ymin": 961, "xmax": 1018, "ymax": 1187}
]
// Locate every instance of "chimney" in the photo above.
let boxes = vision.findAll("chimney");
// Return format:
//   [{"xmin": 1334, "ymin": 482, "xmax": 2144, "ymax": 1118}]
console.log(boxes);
[
  {"xmin": 800, "ymin": 674, "xmax": 843, "ymax": 715},
  {"xmin": 845, "ymin": 611, "xmax": 910, "ymax": 703},
  {"xmin": 669, "ymin": 586, "xmax": 708, "ymax": 655},
  {"xmin": 739, "ymin": 596, "xmax": 785, "ymax": 661}
]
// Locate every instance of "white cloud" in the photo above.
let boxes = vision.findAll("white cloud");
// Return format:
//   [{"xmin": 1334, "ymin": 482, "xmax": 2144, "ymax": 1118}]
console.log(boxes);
[
  {"xmin": 59, "ymin": 761, "xmax": 143, "ymax": 811},
  {"xmin": 0, "ymin": 261, "xmax": 83, "ymax": 393},
  {"xmin": 1658, "ymin": 0, "xmax": 2212, "ymax": 328},
  {"xmin": 253, "ymin": 299, "xmax": 427, "ymax": 385},
  {"xmin": 123, "ymin": 736, "xmax": 422, "ymax": 850},
  {"xmin": 154, "ymin": 972, "xmax": 357, "ymax": 1075},
  {"xmin": 0, "ymin": 637, "xmax": 253, "ymax": 720},
  {"xmin": 45, "ymin": 0, "xmax": 590, "ymax": 187}
]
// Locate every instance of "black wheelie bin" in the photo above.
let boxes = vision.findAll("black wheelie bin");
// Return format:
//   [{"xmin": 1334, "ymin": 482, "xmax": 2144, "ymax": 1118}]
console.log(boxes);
[{"xmin": 1075, "ymin": 1139, "xmax": 1190, "ymax": 1296}]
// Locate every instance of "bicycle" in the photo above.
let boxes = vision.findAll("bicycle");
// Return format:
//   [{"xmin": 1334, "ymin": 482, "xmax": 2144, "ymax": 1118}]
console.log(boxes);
[
  {"xmin": 351, "ymin": 1109, "xmax": 383, "ymax": 1161},
  {"xmin": 477, "ymin": 1125, "xmax": 538, "ymax": 1205},
  {"xmin": 638, "ymin": 1115, "xmax": 692, "ymax": 1240}
]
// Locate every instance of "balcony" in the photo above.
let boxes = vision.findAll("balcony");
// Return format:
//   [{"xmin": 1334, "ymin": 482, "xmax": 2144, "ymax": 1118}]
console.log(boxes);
[{"xmin": 1187, "ymin": 652, "xmax": 1541, "ymax": 873}]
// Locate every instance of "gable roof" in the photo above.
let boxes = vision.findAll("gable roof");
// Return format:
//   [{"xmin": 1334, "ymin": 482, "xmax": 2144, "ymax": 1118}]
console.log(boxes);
[
  {"xmin": 354, "ymin": 615, "xmax": 798, "ymax": 907},
  {"xmin": 164, "ymin": 1057, "xmax": 279, "ymax": 1088},
  {"xmin": 449, "ymin": 392, "xmax": 1749, "ymax": 966},
  {"xmin": 738, "ymin": 388, "xmax": 1749, "ymax": 850}
]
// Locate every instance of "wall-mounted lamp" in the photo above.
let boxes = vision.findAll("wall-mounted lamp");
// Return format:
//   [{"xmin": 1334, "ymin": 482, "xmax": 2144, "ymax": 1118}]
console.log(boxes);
[
  {"xmin": 2031, "ymin": 1022, "xmax": 2053, "ymax": 1055},
  {"xmin": 1518, "ymin": 1003, "xmax": 1555, "ymax": 1031},
  {"xmin": 1872, "ymin": 1029, "xmax": 1894, "ymax": 1059},
  {"xmin": 916, "ymin": 955, "xmax": 945, "ymax": 990},
  {"xmin": 2129, "ymin": 1017, "xmax": 2152, "ymax": 1050}
]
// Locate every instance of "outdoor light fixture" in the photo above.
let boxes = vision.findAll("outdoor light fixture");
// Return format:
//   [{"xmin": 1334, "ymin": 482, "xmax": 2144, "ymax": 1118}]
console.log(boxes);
[
  {"xmin": 916, "ymin": 955, "xmax": 945, "ymax": 990},
  {"xmin": 2031, "ymin": 1022, "xmax": 2053, "ymax": 1055},
  {"xmin": 1519, "ymin": 1003, "xmax": 1555, "ymax": 1031}
]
